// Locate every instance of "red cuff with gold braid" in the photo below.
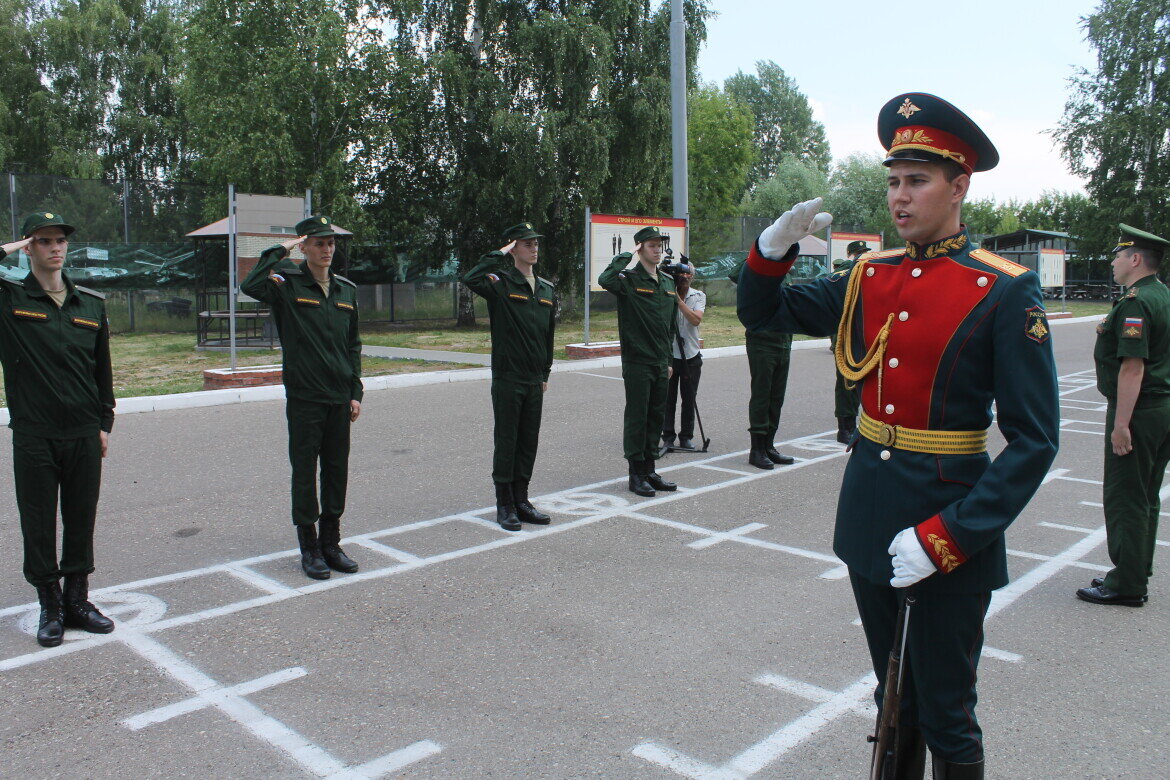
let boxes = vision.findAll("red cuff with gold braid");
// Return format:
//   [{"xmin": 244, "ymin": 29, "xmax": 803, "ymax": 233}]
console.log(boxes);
[
  {"xmin": 746, "ymin": 240, "xmax": 795, "ymax": 277},
  {"xmin": 914, "ymin": 514, "xmax": 967, "ymax": 574}
]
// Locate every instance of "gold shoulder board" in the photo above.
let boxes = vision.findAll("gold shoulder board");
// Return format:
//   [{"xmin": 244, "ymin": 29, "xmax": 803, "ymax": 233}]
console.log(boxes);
[
  {"xmin": 859, "ymin": 248, "xmax": 904, "ymax": 260},
  {"xmin": 969, "ymin": 248, "xmax": 1027, "ymax": 277}
]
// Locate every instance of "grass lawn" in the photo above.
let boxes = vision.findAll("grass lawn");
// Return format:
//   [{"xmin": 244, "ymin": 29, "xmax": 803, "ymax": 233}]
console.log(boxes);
[{"xmin": 0, "ymin": 332, "xmax": 473, "ymax": 406}]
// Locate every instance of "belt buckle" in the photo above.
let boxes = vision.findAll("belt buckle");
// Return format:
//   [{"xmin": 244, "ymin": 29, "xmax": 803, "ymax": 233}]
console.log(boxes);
[{"xmin": 878, "ymin": 423, "xmax": 897, "ymax": 447}]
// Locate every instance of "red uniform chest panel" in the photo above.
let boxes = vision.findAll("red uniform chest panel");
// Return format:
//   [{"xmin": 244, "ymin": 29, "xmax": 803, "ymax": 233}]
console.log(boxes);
[{"xmin": 859, "ymin": 258, "xmax": 995, "ymax": 428}]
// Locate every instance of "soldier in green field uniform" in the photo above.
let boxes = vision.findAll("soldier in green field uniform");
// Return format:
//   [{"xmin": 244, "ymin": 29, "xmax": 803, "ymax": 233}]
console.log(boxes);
[
  {"xmin": 1077, "ymin": 224, "xmax": 1170, "ymax": 607},
  {"xmin": 462, "ymin": 222, "xmax": 556, "ymax": 531},
  {"xmin": 599, "ymin": 226, "xmax": 680, "ymax": 496},
  {"xmin": 728, "ymin": 260, "xmax": 795, "ymax": 470},
  {"xmin": 0, "ymin": 212, "xmax": 116, "ymax": 647},
  {"xmin": 831, "ymin": 240, "xmax": 866, "ymax": 443},
  {"xmin": 241, "ymin": 215, "xmax": 363, "ymax": 580}
]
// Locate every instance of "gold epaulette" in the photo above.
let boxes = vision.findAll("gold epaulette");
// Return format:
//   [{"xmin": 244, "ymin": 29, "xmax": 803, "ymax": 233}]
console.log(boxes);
[
  {"xmin": 859, "ymin": 248, "xmax": 904, "ymax": 261},
  {"xmin": 969, "ymin": 248, "xmax": 1027, "ymax": 277}
]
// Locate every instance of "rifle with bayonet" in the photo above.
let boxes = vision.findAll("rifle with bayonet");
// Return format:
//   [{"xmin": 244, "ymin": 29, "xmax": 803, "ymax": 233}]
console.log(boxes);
[{"xmin": 868, "ymin": 593, "xmax": 915, "ymax": 780}]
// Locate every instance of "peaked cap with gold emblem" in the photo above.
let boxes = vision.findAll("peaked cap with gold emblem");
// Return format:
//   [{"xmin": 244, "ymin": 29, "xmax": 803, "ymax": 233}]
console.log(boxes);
[
  {"xmin": 294, "ymin": 215, "xmax": 342, "ymax": 238},
  {"xmin": 878, "ymin": 92, "xmax": 999, "ymax": 175},
  {"xmin": 502, "ymin": 222, "xmax": 543, "ymax": 241},
  {"xmin": 21, "ymin": 211, "xmax": 76, "ymax": 238},
  {"xmin": 1112, "ymin": 223, "xmax": 1170, "ymax": 255}
]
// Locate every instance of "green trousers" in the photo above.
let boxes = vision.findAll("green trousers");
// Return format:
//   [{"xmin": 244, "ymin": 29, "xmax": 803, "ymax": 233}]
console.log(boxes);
[
  {"xmin": 287, "ymin": 398, "xmax": 351, "ymax": 527},
  {"xmin": 13, "ymin": 432, "xmax": 102, "ymax": 586},
  {"xmin": 747, "ymin": 343, "xmax": 791, "ymax": 438},
  {"xmin": 830, "ymin": 334, "xmax": 860, "ymax": 418},
  {"xmin": 622, "ymin": 361, "xmax": 669, "ymax": 462},
  {"xmin": 491, "ymin": 378, "xmax": 544, "ymax": 483},
  {"xmin": 851, "ymin": 571, "xmax": 990, "ymax": 764},
  {"xmin": 1102, "ymin": 398, "xmax": 1170, "ymax": 596}
]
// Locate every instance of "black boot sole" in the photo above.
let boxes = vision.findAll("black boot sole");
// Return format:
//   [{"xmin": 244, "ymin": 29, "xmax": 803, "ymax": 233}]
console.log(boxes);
[
  {"xmin": 749, "ymin": 453, "xmax": 774, "ymax": 470},
  {"xmin": 63, "ymin": 615, "xmax": 115, "ymax": 633},
  {"xmin": 37, "ymin": 629, "xmax": 64, "ymax": 648}
]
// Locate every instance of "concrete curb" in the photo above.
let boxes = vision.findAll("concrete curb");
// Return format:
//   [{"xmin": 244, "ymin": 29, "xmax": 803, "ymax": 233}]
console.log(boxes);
[{"xmin": 0, "ymin": 313, "xmax": 1104, "ymax": 424}]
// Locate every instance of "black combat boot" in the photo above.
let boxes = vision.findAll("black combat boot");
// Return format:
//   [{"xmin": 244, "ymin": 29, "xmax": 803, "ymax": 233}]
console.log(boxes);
[
  {"xmin": 748, "ymin": 433, "xmax": 774, "ymax": 470},
  {"xmin": 763, "ymin": 436, "xmax": 795, "ymax": 465},
  {"xmin": 513, "ymin": 479, "xmax": 551, "ymax": 525},
  {"xmin": 318, "ymin": 517, "xmax": 359, "ymax": 573},
  {"xmin": 35, "ymin": 581, "xmax": 65, "ymax": 648},
  {"xmin": 836, "ymin": 415, "xmax": 856, "ymax": 444},
  {"xmin": 296, "ymin": 524, "xmax": 331, "ymax": 580},
  {"xmin": 931, "ymin": 753, "xmax": 983, "ymax": 779},
  {"xmin": 628, "ymin": 461, "xmax": 655, "ymax": 497},
  {"xmin": 62, "ymin": 573, "xmax": 115, "ymax": 634},
  {"xmin": 495, "ymin": 482, "xmax": 522, "ymax": 531},
  {"xmin": 645, "ymin": 460, "xmax": 677, "ymax": 492}
]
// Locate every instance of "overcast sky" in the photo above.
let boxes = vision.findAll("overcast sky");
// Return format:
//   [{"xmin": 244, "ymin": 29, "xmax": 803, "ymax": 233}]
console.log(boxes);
[{"xmin": 695, "ymin": 0, "xmax": 1102, "ymax": 202}]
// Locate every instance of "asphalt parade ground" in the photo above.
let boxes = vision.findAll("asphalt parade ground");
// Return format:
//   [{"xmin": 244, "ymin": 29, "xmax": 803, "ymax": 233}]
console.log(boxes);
[{"xmin": 1, "ymin": 318, "xmax": 1167, "ymax": 779}]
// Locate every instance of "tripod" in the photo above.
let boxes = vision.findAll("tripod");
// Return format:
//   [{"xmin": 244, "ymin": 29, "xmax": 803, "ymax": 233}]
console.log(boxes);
[{"xmin": 659, "ymin": 332, "xmax": 711, "ymax": 456}]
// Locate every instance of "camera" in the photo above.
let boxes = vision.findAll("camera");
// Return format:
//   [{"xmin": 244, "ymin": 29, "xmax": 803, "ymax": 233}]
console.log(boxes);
[{"xmin": 658, "ymin": 249, "xmax": 694, "ymax": 277}]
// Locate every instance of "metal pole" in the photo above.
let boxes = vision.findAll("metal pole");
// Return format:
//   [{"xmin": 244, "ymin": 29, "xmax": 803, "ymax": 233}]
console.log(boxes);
[
  {"xmin": 669, "ymin": 0, "xmax": 688, "ymax": 219},
  {"xmin": 584, "ymin": 206, "xmax": 591, "ymax": 344},
  {"xmin": 122, "ymin": 179, "xmax": 131, "ymax": 242},
  {"xmin": 9, "ymin": 173, "xmax": 18, "ymax": 242},
  {"xmin": 304, "ymin": 188, "xmax": 312, "ymax": 218},
  {"xmin": 228, "ymin": 184, "xmax": 238, "ymax": 370}
]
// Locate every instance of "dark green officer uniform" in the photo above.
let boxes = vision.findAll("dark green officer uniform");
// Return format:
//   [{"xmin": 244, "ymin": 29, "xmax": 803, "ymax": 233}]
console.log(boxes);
[
  {"xmin": 240, "ymin": 216, "xmax": 362, "ymax": 546},
  {"xmin": 0, "ymin": 238, "xmax": 114, "ymax": 588},
  {"xmin": 1089, "ymin": 225, "xmax": 1170, "ymax": 602},
  {"xmin": 598, "ymin": 232, "xmax": 678, "ymax": 465},
  {"xmin": 1, "ymin": 211, "xmax": 117, "ymax": 646},
  {"xmin": 462, "ymin": 229, "xmax": 555, "ymax": 488}
]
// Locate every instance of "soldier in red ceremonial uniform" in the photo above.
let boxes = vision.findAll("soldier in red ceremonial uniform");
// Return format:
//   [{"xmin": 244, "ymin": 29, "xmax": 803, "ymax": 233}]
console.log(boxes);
[{"xmin": 737, "ymin": 94, "xmax": 1060, "ymax": 778}]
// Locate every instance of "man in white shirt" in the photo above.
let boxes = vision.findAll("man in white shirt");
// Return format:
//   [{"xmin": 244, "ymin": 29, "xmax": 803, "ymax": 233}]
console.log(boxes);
[{"xmin": 662, "ymin": 264, "xmax": 705, "ymax": 450}]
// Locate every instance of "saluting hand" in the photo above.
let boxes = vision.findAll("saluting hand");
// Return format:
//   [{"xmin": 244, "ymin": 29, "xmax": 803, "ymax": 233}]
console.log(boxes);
[
  {"xmin": 281, "ymin": 235, "xmax": 307, "ymax": 252},
  {"xmin": 499, "ymin": 240, "xmax": 517, "ymax": 255},
  {"xmin": 1, "ymin": 237, "xmax": 32, "ymax": 255},
  {"xmin": 759, "ymin": 197, "xmax": 833, "ymax": 260}
]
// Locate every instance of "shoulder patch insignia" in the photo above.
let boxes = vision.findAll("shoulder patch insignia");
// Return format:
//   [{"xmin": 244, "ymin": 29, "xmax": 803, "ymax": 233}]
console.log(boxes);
[
  {"xmin": 1122, "ymin": 316, "xmax": 1144, "ymax": 339},
  {"xmin": 486, "ymin": 273, "xmax": 500, "ymax": 283},
  {"xmin": 71, "ymin": 316, "xmax": 101, "ymax": 330},
  {"xmin": 1025, "ymin": 305, "xmax": 1050, "ymax": 343},
  {"xmin": 333, "ymin": 274, "xmax": 356, "ymax": 288},
  {"xmin": 13, "ymin": 308, "xmax": 48, "ymax": 321},
  {"xmin": 73, "ymin": 284, "xmax": 106, "ymax": 300},
  {"xmin": 970, "ymin": 248, "xmax": 1027, "ymax": 277},
  {"xmin": 1124, "ymin": 286, "xmax": 1139, "ymax": 299},
  {"xmin": 270, "ymin": 273, "xmax": 285, "ymax": 284},
  {"xmin": 860, "ymin": 248, "xmax": 904, "ymax": 261}
]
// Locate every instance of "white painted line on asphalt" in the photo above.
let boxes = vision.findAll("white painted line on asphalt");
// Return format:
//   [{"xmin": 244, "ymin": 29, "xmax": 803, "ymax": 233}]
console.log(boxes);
[
  {"xmin": 1061, "ymin": 418, "xmax": 1104, "ymax": 427},
  {"xmin": 1041, "ymin": 468, "xmax": 1069, "ymax": 484},
  {"xmin": 576, "ymin": 372, "xmax": 624, "ymax": 381},
  {"xmin": 1008, "ymin": 548, "xmax": 1109, "ymax": 573},
  {"xmin": 686, "ymin": 523, "xmax": 770, "ymax": 550},
  {"xmin": 350, "ymin": 538, "xmax": 425, "ymax": 564},
  {"xmin": 981, "ymin": 646, "xmax": 1023, "ymax": 663},
  {"xmin": 326, "ymin": 740, "xmax": 444, "ymax": 779},
  {"xmin": 223, "ymin": 564, "xmax": 300, "ymax": 596},
  {"xmin": 624, "ymin": 512, "xmax": 841, "ymax": 567},
  {"xmin": 1042, "ymin": 520, "xmax": 1094, "ymax": 532},
  {"xmin": 696, "ymin": 464, "xmax": 757, "ymax": 477},
  {"xmin": 1062, "ymin": 428, "xmax": 1106, "ymax": 436},
  {"xmin": 753, "ymin": 673, "xmax": 873, "ymax": 716},
  {"xmin": 1078, "ymin": 501, "xmax": 1170, "ymax": 519},
  {"xmin": 123, "ymin": 666, "xmax": 308, "ymax": 730}
]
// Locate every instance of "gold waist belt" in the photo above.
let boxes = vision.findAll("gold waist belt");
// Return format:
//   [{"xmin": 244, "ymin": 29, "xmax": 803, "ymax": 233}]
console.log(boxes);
[{"xmin": 858, "ymin": 411, "xmax": 988, "ymax": 454}]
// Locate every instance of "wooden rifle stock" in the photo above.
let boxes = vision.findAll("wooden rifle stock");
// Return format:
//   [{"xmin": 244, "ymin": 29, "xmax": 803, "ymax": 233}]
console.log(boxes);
[{"xmin": 868, "ymin": 593, "xmax": 915, "ymax": 780}]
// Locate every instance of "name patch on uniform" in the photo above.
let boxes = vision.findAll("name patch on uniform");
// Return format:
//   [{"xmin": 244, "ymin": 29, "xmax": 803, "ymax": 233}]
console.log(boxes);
[
  {"xmin": 335, "ymin": 301, "xmax": 354, "ymax": 311},
  {"xmin": 538, "ymin": 297, "xmax": 553, "ymax": 306},
  {"xmin": 1122, "ymin": 317, "xmax": 1144, "ymax": 339},
  {"xmin": 13, "ymin": 308, "xmax": 47, "ymax": 321},
  {"xmin": 1025, "ymin": 305, "xmax": 1049, "ymax": 344},
  {"xmin": 71, "ymin": 316, "xmax": 100, "ymax": 329},
  {"xmin": 508, "ymin": 293, "xmax": 530, "ymax": 302},
  {"xmin": 635, "ymin": 287, "xmax": 656, "ymax": 294},
  {"xmin": 295, "ymin": 297, "xmax": 320, "ymax": 306}
]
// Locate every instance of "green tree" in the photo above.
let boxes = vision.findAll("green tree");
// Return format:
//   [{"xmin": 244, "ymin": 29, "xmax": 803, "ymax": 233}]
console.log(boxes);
[
  {"xmin": 740, "ymin": 155, "xmax": 828, "ymax": 218},
  {"xmin": 687, "ymin": 83, "xmax": 755, "ymax": 262},
  {"xmin": 724, "ymin": 60, "xmax": 830, "ymax": 188},
  {"xmin": 1055, "ymin": 0, "xmax": 1170, "ymax": 257},
  {"xmin": 823, "ymin": 153, "xmax": 893, "ymax": 237},
  {"xmin": 0, "ymin": 0, "xmax": 49, "ymax": 174}
]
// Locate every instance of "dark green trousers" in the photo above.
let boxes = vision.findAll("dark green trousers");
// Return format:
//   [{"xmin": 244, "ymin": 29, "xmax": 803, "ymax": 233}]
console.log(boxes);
[
  {"xmin": 747, "ymin": 343, "xmax": 791, "ymax": 438},
  {"xmin": 850, "ymin": 571, "xmax": 990, "ymax": 764},
  {"xmin": 13, "ymin": 432, "xmax": 102, "ymax": 586},
  {"xmin": 1102, "ymin": 398, "xmax": 1170, "ymax": 596},
  {"xmin": 830, "ymin": 334, "xmax": 860, "ymax": 418},
  {"xmin": 622, "ymin": 361, "xmax": 669, "ymax": 461},
  {"xmin": 491, "ymin": 378, "xmax": 544, "ymax": 483},
  {"xmin": 287, "ymin": 398, "xmax": 351, "ymax": 527}
]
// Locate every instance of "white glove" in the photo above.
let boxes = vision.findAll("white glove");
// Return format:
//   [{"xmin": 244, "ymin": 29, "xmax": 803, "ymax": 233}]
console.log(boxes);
[
  {"xmin": 888, "ymin": 528, "xmax": 936, "ymax": 588},
  {"xmin": 758, "ymin": 197, "xmax": 833, "ymax": 260}
]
